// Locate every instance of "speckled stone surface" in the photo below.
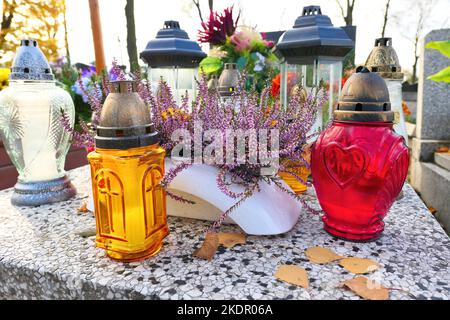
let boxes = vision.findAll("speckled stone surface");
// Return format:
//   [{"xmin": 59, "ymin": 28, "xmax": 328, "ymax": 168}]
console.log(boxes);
[
  {"xmin": 416, "ymin": 28, "xmax": 450, "ymax": 141},
  {"xmin": 0, "ymin": 166, "xmax": 449, "ymax": 300}
]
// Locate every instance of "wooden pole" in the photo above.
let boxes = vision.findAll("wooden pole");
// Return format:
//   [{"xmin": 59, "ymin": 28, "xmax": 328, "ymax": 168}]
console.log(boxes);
[{"xmin": 88, "ymin": 0, "xmax": 106, "ymax": 74}]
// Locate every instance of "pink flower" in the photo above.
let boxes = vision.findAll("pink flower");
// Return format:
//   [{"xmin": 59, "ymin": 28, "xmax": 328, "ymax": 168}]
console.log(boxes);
[
  {"xmin": 230, "ymin": 33, "xmax": 251, "ymax": 52},
  {"xmin": 230, "ymin": 27, "xmax": 263, "ymax": 52},
  {"xmin": 263, "ymin": 40, "xmax": 274, "ymax": 48}
]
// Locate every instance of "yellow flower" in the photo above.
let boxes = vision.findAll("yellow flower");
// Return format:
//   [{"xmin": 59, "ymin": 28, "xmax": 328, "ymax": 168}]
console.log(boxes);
[
  {"xmin": 161, "ymin": 108, "xmax": 190, "ymax": 121},
  {"xmin": 0, "ymin": 68, "xmax": 10, "ymax": 81},
  {"xmin": 0, "ymin": 68, "xmax": 10, "ymax": 91}
]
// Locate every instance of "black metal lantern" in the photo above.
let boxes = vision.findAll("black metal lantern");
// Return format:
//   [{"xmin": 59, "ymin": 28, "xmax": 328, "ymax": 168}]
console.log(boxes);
[
  {"xmin": 140, "ymin": 20, "xmax": 206, "ymax": 103},
  {"xmin": 276, "ymin": 5, "xmax": 354, "ymax": 132}
]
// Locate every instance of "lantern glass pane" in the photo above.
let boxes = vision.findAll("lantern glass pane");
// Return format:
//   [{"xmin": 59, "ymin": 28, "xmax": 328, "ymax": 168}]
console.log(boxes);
[
  {"xmin": 317, "ymin": 60, "xmax": 342, "ymax": 127},
  {"xmin": 280, "ymin": 62, "xmax": 316, "ymax": 108},
  {"xmin": 149, "ymin": 67, "xmax": 197, "ymax": 104},
  {"xmin": 280, "ymin": 59, "xmax": 343, "ymax": 139}
]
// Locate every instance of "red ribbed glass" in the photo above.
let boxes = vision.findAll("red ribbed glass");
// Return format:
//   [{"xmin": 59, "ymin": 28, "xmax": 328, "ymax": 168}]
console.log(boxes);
[{"xmin": 311, "ymin": 120, "xmax": 409, "ymax": 241}]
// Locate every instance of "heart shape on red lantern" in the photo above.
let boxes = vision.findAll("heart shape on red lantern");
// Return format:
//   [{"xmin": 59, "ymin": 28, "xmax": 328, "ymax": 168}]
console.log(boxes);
[{"xmin": 323, "ymin": 143, "xmax": 368, "ymax": 189}]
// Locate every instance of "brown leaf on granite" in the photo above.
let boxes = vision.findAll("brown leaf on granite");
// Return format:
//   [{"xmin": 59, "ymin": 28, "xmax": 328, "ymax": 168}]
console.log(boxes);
[
  {"xmin": 428, "ymin": 207, "xmax": 437, "ymax": 215},
  {"xmin": 305, "ymin": 246, "xmax": 344, "ymax": 264},
  {"xmin": 342, "ymin": 277, "xmax": 389, "ymax": 300},
  {"xmin": 218, "ymin": 232, "xmax": 246, "ymax": 248},
  {"xmin": 339, "ymin": 257, "xmax": 379, "ymax": 274},
  {"xmin": 274, "ymin": 265, "xmax": 309, "ymax": 289},
  {"xmin": 435, "ymin": 146, "xmax": 449, "ymax": 153},
  {"xmin": 193, "ymin": 233, "xmax": 219, "ymax": 261},
  {"xmin": 77, "ymin": 202, "xmax": 89, "ymax": 213}
]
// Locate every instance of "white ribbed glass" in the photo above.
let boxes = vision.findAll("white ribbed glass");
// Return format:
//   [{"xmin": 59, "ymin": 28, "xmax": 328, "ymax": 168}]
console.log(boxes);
[{"xmin": 0, "ymin": 81, "xmax": 75, "ymax": 182}]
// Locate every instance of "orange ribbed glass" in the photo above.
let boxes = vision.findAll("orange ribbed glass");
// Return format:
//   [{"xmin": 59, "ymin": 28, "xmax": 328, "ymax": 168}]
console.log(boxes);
[
  {"xmin": 279, "ymin": 149, "xmax": 311, "ymax": 194},
  {"xmin": 88, "ymin": 145, "xmax": 168, "ymax": 262}
]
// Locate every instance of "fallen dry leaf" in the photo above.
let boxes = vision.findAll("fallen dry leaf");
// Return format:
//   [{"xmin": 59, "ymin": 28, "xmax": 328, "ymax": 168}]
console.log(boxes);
[
  {"xmin": 193, "ymin": 233, "xmax": 219, "ymax": 261},
  {"xmin": 342, "ymin": 277, "xmax": 389, "ymax": 300},
  {"xmin": 78, "ymin": 202, "xmax": 88, "ymax": 213},
  {"xmin": 305, "ymin": 246, "xmax": 343, "ymax": 264},
  {"xmin": 428, "ymin": 207, "xmax": 437, "ymax": 215},
  {"xmin": 218, "ymin": 232, "xmax": 246, "ymax": 248},
  {"xmin": 274, "ymin": 265, "xmax": 309, "ymax": 289},
  {"xmin": 340, "ymin": 257, "xmax": 379, "ymax": 274},
  {"xmin": 435, "ymin": 146, "xmax": 449, "ymax": 153}
]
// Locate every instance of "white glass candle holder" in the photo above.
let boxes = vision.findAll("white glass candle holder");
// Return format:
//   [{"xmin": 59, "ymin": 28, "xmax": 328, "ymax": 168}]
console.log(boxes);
[{"xmin": 0, "ymin": 39, "xmax": 76, "ymax": 206}]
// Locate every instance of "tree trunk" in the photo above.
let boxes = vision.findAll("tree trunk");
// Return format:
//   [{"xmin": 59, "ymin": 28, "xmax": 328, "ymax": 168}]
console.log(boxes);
[
  {"xmin": 125, "ymin": 0, "xmax": 139, "ymax": 73},
  {"xmin": 192, "ymin": 0, "xmax": 204, "ymax": 23},
  {"xmin": 340, "ymin": 0, "xmax": 356, "ymax": 69},
  {"xmin": 381, "ymin": 0, "xmax": 391, "ymax": 38},
  {"xmin": 346, "ymin": 0, "xmax": 353, "ymax": 26},
  {"xmin": 412, "ymin": 37, "xmax": 419, "ymax": 83},
  {"xmin": 336, "ymin": 0, "xmax": 355, "ymax": 26},
  {"xmin": 0, "ymin": 0, "xmax": 16, "ymax": 49},
  {"xmin": 62, "ymin": 0, "xmax": 71, "ymax": 65}
]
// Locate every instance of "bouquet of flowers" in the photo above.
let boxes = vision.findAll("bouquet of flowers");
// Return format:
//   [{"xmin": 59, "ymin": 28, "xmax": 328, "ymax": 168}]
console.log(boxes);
[
  {"xmin": 63, "ymin": 60, "xmax": 327, "ymax": 231},
  {"xmin": 198, "ymin": 6, "xmax": 279, "ymax": 93}
]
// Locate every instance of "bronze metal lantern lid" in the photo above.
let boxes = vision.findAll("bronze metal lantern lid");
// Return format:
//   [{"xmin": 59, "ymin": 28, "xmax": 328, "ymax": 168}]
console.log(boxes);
[
  {"xmin": 365, "ymin": 37, "xmax": 403, "ymax": 80},
  {"xmin": 218, "ymin": 63, "xmax": 239, "ymax": 97},
  {"xmin": 276, "ymin": 5, "xmax": 354, "ymax": 64},
  {"xmin": 95, "ymin": 80, "xmax": 159, "ymax": 149},
  {"xmin": 10, "ymin": 39, "xmax": 54, "ymax": 81},
  {"xmin": 334, "ymin": 67, "xmax": 394, "ymax": 122},
  {"xmin": 140, "ymin": 20, "xmax": 207, "ymax": 68}
]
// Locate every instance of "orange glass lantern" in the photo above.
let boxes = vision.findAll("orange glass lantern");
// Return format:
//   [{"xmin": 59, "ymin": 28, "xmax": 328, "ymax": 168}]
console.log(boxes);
[
  {"xmin": 88, "ymin": 81, "xmax": 168, "ymax": 261},
  {"xmin": 278, "ymin": 147, "xmax": 311, "ymax": 194}
]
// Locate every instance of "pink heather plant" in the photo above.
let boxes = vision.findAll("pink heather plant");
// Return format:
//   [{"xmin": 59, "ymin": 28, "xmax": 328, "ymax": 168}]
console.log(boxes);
[{"xmin": 62, "ymin": 60, "xmax": 327, "ymax": 232}]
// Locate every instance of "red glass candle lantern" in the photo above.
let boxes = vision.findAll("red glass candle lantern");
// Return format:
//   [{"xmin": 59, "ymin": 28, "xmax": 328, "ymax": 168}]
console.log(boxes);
[{"xmin": 311, "ymin": 67, "xmax": 409, "ymax": 241}]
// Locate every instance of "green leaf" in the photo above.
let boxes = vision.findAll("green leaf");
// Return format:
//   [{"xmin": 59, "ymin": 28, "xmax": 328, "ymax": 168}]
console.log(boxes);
[
  {"xmin": 427, "ymin": 65, "xmax": 450, "ymax": 83},
  {"xmin": 236, "ymin": 56, "xmax": 248, "ymax": 71},
  {"xmin": 199, "ymin": 56, "xmax": 223, "ymax": 75},
  {"xmin": 425, "ymin": 41, "xmax": 450, "ymax": 58}
]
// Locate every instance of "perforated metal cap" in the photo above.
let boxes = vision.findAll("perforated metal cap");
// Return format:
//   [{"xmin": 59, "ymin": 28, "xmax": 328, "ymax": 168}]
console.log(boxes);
[
  {"xmin": 334, "ymin": 67, "xmax": 394, "ymax": 122},
  {"xmin": 276, "ymin": 6, "xmax": 354, "ymax": 64},
  {"xmin": 365, "ymin": 38, "xmax": 403, "ymax": 80},
  {"xmin": 95, "ymin": 81, "xmax": 160, "ymax": 149},
  {"xmin": 140, "ymin": 20, "xmax": 206, "ymax": 68},
  {"xmin": 10, "ymin": 39, "xmax": 54, "ymax": 81}
]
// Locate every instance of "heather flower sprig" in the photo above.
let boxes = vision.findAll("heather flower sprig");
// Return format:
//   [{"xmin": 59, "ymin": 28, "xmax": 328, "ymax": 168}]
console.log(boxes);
[
  {"xmin": 61, "ymin": 112, "xmax": 95, "ymax": 150},
  {"xmin": 178, "ymin": 75, "xmax": 327, "ymax": 231},
  {"xmin": 62, "ymin": 59, "xmax": 327, "ymax": 233}
]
